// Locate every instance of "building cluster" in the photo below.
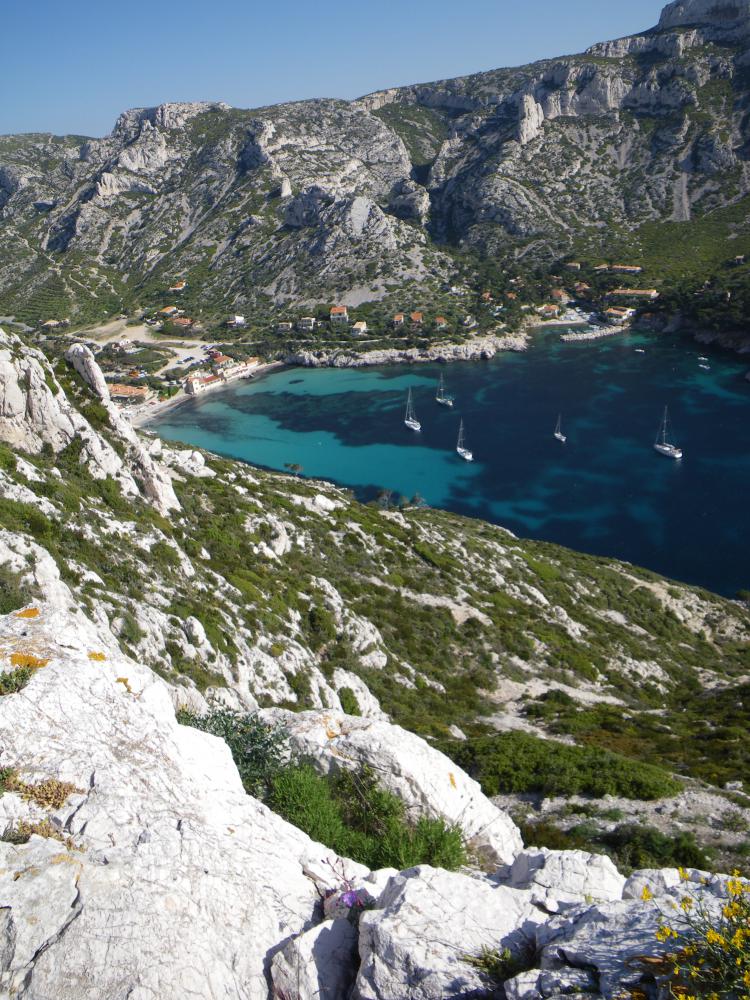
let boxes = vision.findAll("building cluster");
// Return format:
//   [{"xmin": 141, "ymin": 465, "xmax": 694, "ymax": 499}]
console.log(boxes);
[{"xmin": 184, "ymin": 350, "xmax": 261, "ymax": 395}]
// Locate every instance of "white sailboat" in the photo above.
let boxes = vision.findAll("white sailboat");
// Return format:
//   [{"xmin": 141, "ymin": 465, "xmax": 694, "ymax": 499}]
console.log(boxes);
[
  {"xmin": 654, "ymin": 406, "xmax": 682, "ymax": 460},
  {"xmin": 435, "ymin": 373, "xmax": 454, "ymax": 408},
  {"xmin": 554, "ymin": 414, "xmax": 567, "ymax": 444},
  {"xmin": 456, "ymin": 419, "xmax": 474, "ymax": 462},
  {"xmin": 404, "ymin": 388, "xmax": 421, "ymax": 432}
]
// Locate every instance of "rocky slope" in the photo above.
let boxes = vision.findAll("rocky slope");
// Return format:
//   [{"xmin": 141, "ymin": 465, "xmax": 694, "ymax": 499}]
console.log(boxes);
[
  {"xmin": 0, "ymin": 325, "xmax": 748, "ymax": 995},
  {"xmin": 1, "ymin": 595, "xmax": 742, "ymax": 999},
  {"xmin": 2, "ymin": 0, "xmax": 750, "ymax": 328}
]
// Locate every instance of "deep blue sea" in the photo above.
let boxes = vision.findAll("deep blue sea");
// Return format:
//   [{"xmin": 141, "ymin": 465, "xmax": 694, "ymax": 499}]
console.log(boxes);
[{"xmin": 150, "ymin": 329, "xmax": 750, "ymax": 597}]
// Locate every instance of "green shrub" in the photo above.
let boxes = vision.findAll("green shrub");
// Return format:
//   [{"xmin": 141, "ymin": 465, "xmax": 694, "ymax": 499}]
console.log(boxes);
[
  {"xmin": 0, "ymin": 566, "xmax": 31, "ymax": 615},
  {"xmin": 178, "ymin": 709, "xmax": 291, "ymax": 797},
  {"xmin": 0, "ymin": 666, "xmax": 33, "ymax": 695},
  {"xmin": 438, "ymin": 731, "xmax": 681, "ymax": 801},
  {"xmin": 338, "ymin": 687, "xmax": 361, "ymax": 716},
  {"xmin": 270, "ymin": 763, "xmax": 466, "ymax": 871}
]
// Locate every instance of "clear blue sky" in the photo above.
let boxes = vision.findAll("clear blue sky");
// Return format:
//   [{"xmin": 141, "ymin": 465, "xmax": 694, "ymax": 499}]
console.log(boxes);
[{"xmin": 4, "ymin": 0, "xmax": 665, "ymax": 137}]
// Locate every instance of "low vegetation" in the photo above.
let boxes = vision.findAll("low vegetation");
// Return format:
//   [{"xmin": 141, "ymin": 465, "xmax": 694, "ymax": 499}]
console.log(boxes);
[
  {"xmin": 438, "ymin": 731, "xmax": 682, "ymax": 800},
  {"xmin": 179, "ymin": 709, "xmax": 466, "ymax": 871}
]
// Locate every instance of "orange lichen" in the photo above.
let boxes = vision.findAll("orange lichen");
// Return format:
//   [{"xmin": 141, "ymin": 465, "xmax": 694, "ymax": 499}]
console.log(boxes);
[
  {"xmin": 449, "ymin": 772, "xmax": 457, "ymax": 789},
  {"xmin": 15, "ymin": 608, "xmax": 40, "ymax": 619},
  {"xmin": 116, "ymin": 677, "xmax": 133, "ymax": 694},
  {"xmin": 9, "ymin": 653, "xmax": 49, "ymax": 669},
  {"xmin": 88, "ymin": 652, "xmax": 106, "ymax": 661}
]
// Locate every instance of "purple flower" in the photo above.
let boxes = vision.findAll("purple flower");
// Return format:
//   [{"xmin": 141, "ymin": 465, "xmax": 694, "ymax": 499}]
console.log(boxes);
[{"xmin": 340, "ymin": 890, "xmax": 361, "ymax": 909}]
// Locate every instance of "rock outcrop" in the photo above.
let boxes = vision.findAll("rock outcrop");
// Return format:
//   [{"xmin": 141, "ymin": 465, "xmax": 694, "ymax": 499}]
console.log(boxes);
[{"xmin": 260, "ymin": 709, "xmax": 523, "ymax": 865}]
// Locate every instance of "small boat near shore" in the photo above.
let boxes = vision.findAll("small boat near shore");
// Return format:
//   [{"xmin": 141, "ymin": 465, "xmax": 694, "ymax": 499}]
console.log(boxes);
[
  {"xmin": 404, "ymin": 388, "xmax": 421, "ymax": 432},
  {"xmin": 654, "ymin": 406, "xmax": 682, "ymax": 460},
  {"xmin": 435, "ymin": 373, "xmax": 455, "ymax": 408},
  {"xmin": 554, "ymin": 414, "xmax": 567, "ymax": 444},
  {"xmin": 456, "ymin": 420, "xmax": 473, "ymax": 462}
]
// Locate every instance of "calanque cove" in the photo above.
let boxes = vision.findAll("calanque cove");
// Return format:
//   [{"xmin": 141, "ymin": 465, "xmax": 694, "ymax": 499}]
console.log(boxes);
[{"xmin": 2, "ymin": 0, "xmax": 750, "ymax": 998}]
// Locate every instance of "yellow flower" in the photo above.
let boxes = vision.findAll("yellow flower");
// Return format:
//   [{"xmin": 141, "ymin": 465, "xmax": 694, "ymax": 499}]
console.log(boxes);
[
  {"xmin": 680, "ymin": 897, "xmax": 694, "ymax": 913},
  {"xmin": 641, "ymin": 886, "xmax": 653, "ymax": 902},
  {"xmin": 678, "ymin": 867, "xmax": 690, "ymax": 882},
  {"xmin": 705, "ymin": 929, "xmax": 726, "ymax": 947}
]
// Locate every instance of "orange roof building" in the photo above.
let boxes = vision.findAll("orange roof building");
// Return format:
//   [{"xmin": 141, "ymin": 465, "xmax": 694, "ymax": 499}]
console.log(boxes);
[
  {"xmin": 410, "ymin": 312, "xmax": 424, "ymax": 324},
  {"xmin": 330, "ymin": 306, "xmax": 349, "ymax": 321}
]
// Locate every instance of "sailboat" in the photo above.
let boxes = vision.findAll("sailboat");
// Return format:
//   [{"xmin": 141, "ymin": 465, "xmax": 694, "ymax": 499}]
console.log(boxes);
[
  {"xmin": 554, "ymin": 414, "xmax": 567, "ymax": 444},
  {"xmin": 435, "ymin": 373, "xmax": 454, "ymax": 408},
  {"xmin": 404, "ymin": 388, "xmax": 421, "ymax": 432},
  {"xmin": 653, "ymin": 407, "xmax": 683, "ymax": 460},
  {"xmin": 456, "ymin": 420, "xmax": 474, "ymax": 462}
]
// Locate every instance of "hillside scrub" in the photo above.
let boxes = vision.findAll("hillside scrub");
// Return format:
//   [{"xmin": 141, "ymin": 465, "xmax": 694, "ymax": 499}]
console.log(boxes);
[
  {"xmin": 179, "ymin": 709, "xmax": 466, "ymax": 870},
  {"xmin": 438, "ymin": 731, "xmax": 682, "ymax": 800}
]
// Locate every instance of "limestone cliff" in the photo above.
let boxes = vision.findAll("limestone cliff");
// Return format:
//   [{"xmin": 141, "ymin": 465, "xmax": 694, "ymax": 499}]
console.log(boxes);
[{"xmin": 1, "ymin": 1, "xmax": 749, "ymax": 322}]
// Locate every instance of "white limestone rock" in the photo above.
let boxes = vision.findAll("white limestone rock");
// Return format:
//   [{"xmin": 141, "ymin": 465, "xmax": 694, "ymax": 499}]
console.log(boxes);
[
  {"xmin": 355, "ymin": 867, "xmax": 546, "ymax": 1000},
  {"xmin": 270, "ymin": 918, "xmax": 359, "ymax": 1000},
  {"xmin": 0, "ymin": 601, "xmax": 371, "ymax": 999},
  {"xmin": 259, "ymin": 709, "xmax": 523, "ymax": 865},
  {"xmin": 499, "ymin": 848, "xmax": 626, "ymax": 912}
]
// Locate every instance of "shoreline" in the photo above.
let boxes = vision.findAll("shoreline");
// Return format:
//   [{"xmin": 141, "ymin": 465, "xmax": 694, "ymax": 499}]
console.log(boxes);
[
  {"xmin": 133, "ymin": 332, "xmax": 531, "ymax": 427},
  {"xmin": 130, "ymin": 361, "xmax": 286, "ymax": 428}
]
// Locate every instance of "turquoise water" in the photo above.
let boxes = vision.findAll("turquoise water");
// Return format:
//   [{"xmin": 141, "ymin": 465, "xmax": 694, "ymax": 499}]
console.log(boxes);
[{"xmin": 151, "ymin": 330, "xmax": 750, "ymax": 596}]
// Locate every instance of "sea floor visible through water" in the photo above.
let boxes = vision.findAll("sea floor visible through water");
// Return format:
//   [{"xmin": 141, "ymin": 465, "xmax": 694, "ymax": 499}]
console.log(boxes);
[{"xmin": 150, "ymin": 329, "xmax": 750, "ymax": 597}]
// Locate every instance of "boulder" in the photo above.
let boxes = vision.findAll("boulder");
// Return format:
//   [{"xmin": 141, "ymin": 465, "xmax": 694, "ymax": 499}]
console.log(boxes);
[
  {"xmin": 355, "ymin": 866, "xmax": 547, "ymax": 1000},
  {"xmin": 270, "ymin": 918, "xmax": 359, "ymax": 1000},
  {"xmin": 498, "ymin": 848, "xmax": 626, "ymax": 911},
  {"xmin": 260, "ymin": 709, "xmax": 523, "ymax": 865}
]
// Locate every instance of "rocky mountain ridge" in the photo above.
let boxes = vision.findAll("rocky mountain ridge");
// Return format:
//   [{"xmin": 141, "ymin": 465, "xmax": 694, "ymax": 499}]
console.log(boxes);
[{"xmin": 2, "ymin": 0, "xmax": 750, "ymax": 328}]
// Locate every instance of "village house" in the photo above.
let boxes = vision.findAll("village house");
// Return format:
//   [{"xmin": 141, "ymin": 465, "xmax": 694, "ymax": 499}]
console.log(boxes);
[
  {"xmin": 609, "ymin": 288, "xmax": 659, "ymax": 301},
  {"xmin": 566, "ymin": 262, "xmax": 582, "ymax": 271},
  {"xmin": 505, "ymin": 292, "xmax": 518, "ymax": 300},
  {"xmin": 604, "ymin": 307, "xmax": 635, "ymax": 325},
  {"xmin": 538, "ymin": 304, "xmax": 560, "ymax": 318},
  {"xmin": 297, "ymin": 317, "xmax": 316, "ymax": 332},
  {"xmin": 435, "ymin": 316, "xmax": 448, "ymax": 329},
  {"xmin": 574, "ymin": 282, "xmax": 592, "ymax": 296},
  {"xmin": 330, "ymin": 306, "xmax": 349, "ymax": 323},
  {"xmin": 157, "ymin": 306, "xmax": 179, "ymax": 318},
  {"xmin": 171, "ymin": 316, "xmax": 195, "ymax": 330},
  {"xmin": 352, "ymin": 321, "xmax": 368, "ymax": 336},
  {"xmin": 227, "ymin": 315, "xmax": 246, "ymax": 329},
  {"xmin": 593, "ymin": 264, "xmax": 610, "ymax": 272},
  {"xmin": 210, "ymin": 352, "xmax": 234, "ymax": 368},
  {"xmin": 109, "ymin": 384, "xmax": 153, "ymax": 406},
  {"xmin": 169, "ymin": 280, "xmax": 187, "ymax": 293},
  {"xmin": 392, "ymin": 313, "xmax": 405, "ymax": 328},
  {"xmin": 550, "ymin": 288, "xmax": 568, "ymax": 303},
  {"xmin": 733, "ymin": 255, "xmax": 746, "ymax": 266},
  {"xmin": 276, "ymin": 321, "xmax": 293, "ymax": 333},
  {"xmin": 611, "ymin": 265, "xmax": 643, "ymax": 275},
  {"xmin": 185, "ymin": 373, "xmax": 222, "ymax": 396},
  {"xmin": 410, "ymin": 312, "xmax": 424, "ymax": 325},
  {"xmin": 481, "ymin": 291, "xmax": 493, "ymax": 303}
]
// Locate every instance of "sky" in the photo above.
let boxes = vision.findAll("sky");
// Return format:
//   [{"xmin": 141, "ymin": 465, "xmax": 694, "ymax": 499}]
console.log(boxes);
[{"xmin": 4, "ymin": 0, "xmax": 666, "ymax": 137}]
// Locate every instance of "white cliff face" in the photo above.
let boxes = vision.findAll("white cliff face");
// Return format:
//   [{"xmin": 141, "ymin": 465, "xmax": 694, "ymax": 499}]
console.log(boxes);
[
  {"xmin": 0, "ymin": 330, "xmax": 142, "ymax": 498},
  {"xmin": 659, "ymin": 0, "xmax": 750, "ymax": 32},
  {"xmin": 63, "ymin": 341, "xmax": 179, "ymax": 514},
  {"xmin": 259, "ymin": 708, "xmax": 523, "ymax": 865}
]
